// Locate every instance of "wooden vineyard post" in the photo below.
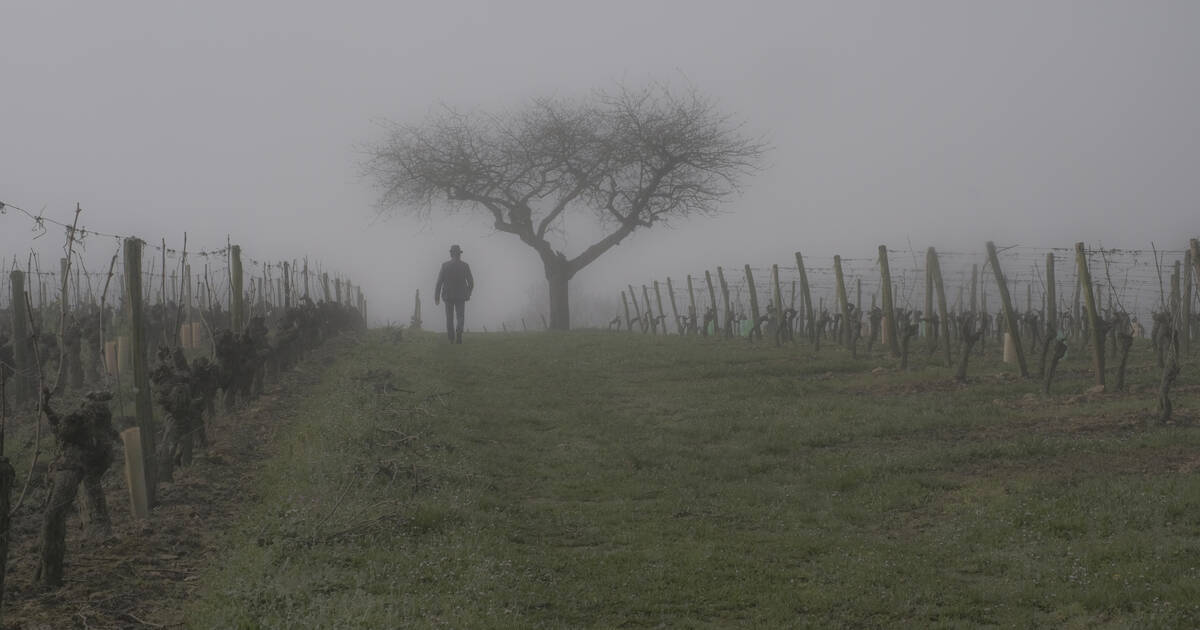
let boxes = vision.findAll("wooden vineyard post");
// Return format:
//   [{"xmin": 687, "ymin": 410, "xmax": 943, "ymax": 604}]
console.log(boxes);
[
  {"xmin": 1191, "ymin": 239, "xmax": 1200, "ymax": 353},
  {"xmin": 744, "ymin": 265, "xmax": 761, "ymax": 339},
  {"xmin": 1171, "ymin": 263, "xmax": 1181, "ymax": 324},
  {"xmin": 987, "ymin": 241, "xmax": 1029, "ymax": 378},
  {"xmin": 653, "ymin": 281, "xmax": 668, "ymax": 335},
  {"xmin": 686, "ymin": 275, "xmax": 698, "ymax": 335},
  {"xmin": 335, "ymin": 278, "xmax": 343, "ymax": 305},
  {"xmin": 1080, "ymin": 271, "xmax": 1089, "ymax": 345},
  {"xmin": 923, "ymin": 250, "xmax": 934, "ymax": 351},
  {"xmin": 627, "ymin": 284, "xmax": 644, "ymax": 332},
  {"xmin": 121, "ymin": 428, "xmax": 149, "ymax": 520},
  {"xmin": 795, "ymin": 252, "xmax": 815, "ymax": 344},
  {"xmin": 8, "ymin": 270, "xmax": 31, "ymax": 406},
  {"xmin": 1038, "ymin": 253, "xmax": 1059, "ymax": 379},
  {"xmin": 704, "ymin": 271, "xmax": 719, "ymax": 335},
  {"xmin": 1070, "ymin": 246, "xmax": 1104, "ymax": 388},
  {"xmin": 1074, "ymin": 243, "xmax": 1105, "ymax": 389},
  {"xmin": 282, "ymin": 261, "xmax": 291, "ymax": 309},
  {"xmin": 878, "ymin": 245, "xmax": 900, "ymax": 357},
  {"xmin": 930, "ymin": 248, "xmax": 952, "ymax": 367},
  {"xmin": 60, "ymin": 256, "xmax": 70, "ymax": 314},
  {"xmin": 230, "ymin": 245, "xmax": 245, "ymax": 333},
  {"xmin": 717, "ymin": 267, "xmax": 733, "ymax": 338},
  {"xmin": 666, "ymin": 278, "xmax": 682, "ymax": 335},
  {"xmin": 123, "ymin": 238, "xmax": 158, "ymax": 505},
  {"xmin": 321, "ymin": 272, "xmax": 331, "ymax": 302},
  {"xmin": 970, "ymin": 264, "xmax": 979, "ymax": 313},
  {"xmin": 642, "ymin": 285, "xmax": 657, "ymax": 335},
  {"xmin": 771, "ymin": 263, "xmax": 784, "ymax": 323},
  {"xmin": 621, "ymin": 291, "xmax": 633, "ymax": 332},
  {"xmin": 834, "ymin": 256, "xmax": 850, "ymax": 347},
  {"xmin": 302, "ymin": 259, "xmax": 310, "ymax": 300},
  {"xmin": 183, "ymin": 263, "xmax": 193, "ymax": 345},
  {"xmin": 1183, "ymin": 249, "xmax": 1192, "ymax": 356}
]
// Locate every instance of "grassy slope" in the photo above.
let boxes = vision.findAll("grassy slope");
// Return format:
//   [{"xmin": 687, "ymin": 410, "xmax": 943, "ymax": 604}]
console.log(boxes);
[{"xmin": 188, "ymin": 331, "xmax": 1200, "ymax": 629}]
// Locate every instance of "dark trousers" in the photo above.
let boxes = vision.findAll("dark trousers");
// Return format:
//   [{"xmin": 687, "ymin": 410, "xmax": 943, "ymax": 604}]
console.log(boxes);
[{"xmin": 444, "ymin": 299, "xmax": 465, "ymax": 343}]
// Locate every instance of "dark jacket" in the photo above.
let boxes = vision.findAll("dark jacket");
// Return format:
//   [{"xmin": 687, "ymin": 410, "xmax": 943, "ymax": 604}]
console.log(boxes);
[{"xmin": 435, "ymin": 259, "xmax": 474, "ymax": 301}]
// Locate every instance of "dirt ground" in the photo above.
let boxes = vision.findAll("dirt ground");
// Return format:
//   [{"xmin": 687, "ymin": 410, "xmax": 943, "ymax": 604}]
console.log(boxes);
[{"xmin": 1, "ymin": 384, "xmax": 290, "ymax": 630}]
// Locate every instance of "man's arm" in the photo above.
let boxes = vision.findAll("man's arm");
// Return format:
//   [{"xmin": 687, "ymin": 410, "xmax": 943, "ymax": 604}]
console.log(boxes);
[{"xmin": 465, "ymin": 263, "xmax": 474, "ymax": 300}]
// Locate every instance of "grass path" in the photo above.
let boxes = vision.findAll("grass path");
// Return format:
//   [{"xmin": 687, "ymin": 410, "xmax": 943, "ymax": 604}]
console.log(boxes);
[{"xmin": 189, "ymin": 330, "xmax": 1200, "ymax": 628}]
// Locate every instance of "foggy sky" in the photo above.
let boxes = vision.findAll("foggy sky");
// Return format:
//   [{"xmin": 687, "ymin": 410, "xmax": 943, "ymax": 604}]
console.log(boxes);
[{"xmin": 4, "ymin": 1, "xmax": 1198, "ymax": 330}]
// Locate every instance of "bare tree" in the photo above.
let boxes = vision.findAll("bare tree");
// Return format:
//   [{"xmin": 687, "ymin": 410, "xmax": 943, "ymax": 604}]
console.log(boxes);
[{"xmin": 364, "ymin": 82, "xmax": 767, "ymax": 330}]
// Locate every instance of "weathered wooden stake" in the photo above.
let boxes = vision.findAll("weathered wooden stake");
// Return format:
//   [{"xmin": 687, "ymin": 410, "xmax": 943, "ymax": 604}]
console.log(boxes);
[
  {"xmin": 771, "ymin": 264, "xmax": 784, "ymax": 318},
  {"xmin": 704, "ymin": 271, "xmax": 719, "ymax": 333},
  {"xmin": 795, "ymin": 252, "xmax": 815, "ymax": 344},
  {"xmin": 124, "ymin": 238, "xmax": 157, "ymax": 505},
  {"xmin": 302, "ymin": 259, "xmax": 310, "ymax": 300},
  {"xmin": 834, "ymin": 256, "xmax": 851, "ymax": 347},
  {"xmin": 717, "ymin": 267, "xmax": 733, "ymax": 338},
  {"xmin": 666, "ymin": 278, "xmax": 682, "ymax": 335},
  {"xmin": 654, "ymin": 281, "xmax": 668, "ymax": 335},
  {"xmin": 1045, "ymin": 254, "xmax": 1057, "ymax": 337},
  {"xmin": 686, "ymin": 275, "xmax": 698, "ymax": 334},
  {"xmin": 230, "ymin": 245, "xmax": 245, "ymax": 333},
  {"xmin": 744, "ymin": 265, "xmax": 761, "ymax": 339},
  {"xmin": 627, "ymin": 284, "xmax": 643, "ymax": 331},
  {"xmin": 1075, "ymin": 242, "xmax": 1105, "ymax": 389},
  {"xmin": 970, "ymin": 264, "xmax": 978, "ymax": 313},
  {"xmin": 930, "ymin": 248, "xmax": 952, "ymax": 367},
  {"xmin": 1190, "ymin": 239, "xmax": 1200, "ymax": 352},
  {"xmin": 282, "ymin": 261, "xmax": 292, "ymax": 309},
  {"xmin": 8, "ymin": 270, "xmax": 31, "ymax": 406},
  {"xmin": 121, "ymin": 428, "xmax": 149, "ymax": 519},
  {"xmin": 923, "ymin": 251, "xmax": 934, "ymax": 347},
  {"xmin": 878, "ymin": 246, "xmax": 900, "ymax": 357},
  {"xmin": 642, "ymin": 285, "xmax": 657, "ymax": 335},
  {"xmin": 987, "ymin": 241, "xmax": 1028, "ymax": 378},
  {"xmin": 621, "ymin": 291, "xmax": 632, "ymax": 332},
  {"xmin": 1182, "ymin": 250, "xmax": 1192, "ymax": 355}
]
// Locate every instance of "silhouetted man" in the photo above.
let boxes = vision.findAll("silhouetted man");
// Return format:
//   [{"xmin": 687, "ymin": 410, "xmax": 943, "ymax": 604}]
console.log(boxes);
[{"xmin": 434, "ymin": 244, "xmax": 474, "ymax": 343}]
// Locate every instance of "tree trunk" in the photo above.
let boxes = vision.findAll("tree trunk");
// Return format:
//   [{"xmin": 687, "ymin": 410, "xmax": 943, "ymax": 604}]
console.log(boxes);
[
  {"xmin": 546, "ymin": 265, "xmax": 571, "ymax": 331},
  {"xmin": 40, "ymin": 466, "xmax": 84, "ymax": 588}
]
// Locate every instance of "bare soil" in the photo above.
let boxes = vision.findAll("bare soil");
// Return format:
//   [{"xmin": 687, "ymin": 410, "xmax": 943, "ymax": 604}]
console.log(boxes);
[{"xmin": 2, "ymin": 386, "xmax": 290, "ymax": 629}]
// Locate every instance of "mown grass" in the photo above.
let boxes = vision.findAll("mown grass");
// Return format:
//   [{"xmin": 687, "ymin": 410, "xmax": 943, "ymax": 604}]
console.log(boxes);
[{"xmin": 187, "ymin": 330, "xmax": 1200, "ymax": 628}]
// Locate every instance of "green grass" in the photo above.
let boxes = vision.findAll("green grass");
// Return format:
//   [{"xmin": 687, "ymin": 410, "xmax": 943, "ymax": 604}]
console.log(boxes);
[{"xmin": 187, "ymin": 331, "xmax": 1200, "ymax": 628}]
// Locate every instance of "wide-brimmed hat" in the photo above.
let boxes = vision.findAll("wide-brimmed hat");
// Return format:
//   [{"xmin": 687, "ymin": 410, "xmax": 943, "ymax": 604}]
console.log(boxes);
[{"xmin": 450, "ymin": 244, "xmax": 463, "ymax": 254}]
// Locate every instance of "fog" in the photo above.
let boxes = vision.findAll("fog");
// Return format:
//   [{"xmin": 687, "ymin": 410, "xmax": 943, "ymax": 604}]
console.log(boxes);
[{"xmin": 4, "ymin": 1, "xmax": 1198, "ymax": 331}]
